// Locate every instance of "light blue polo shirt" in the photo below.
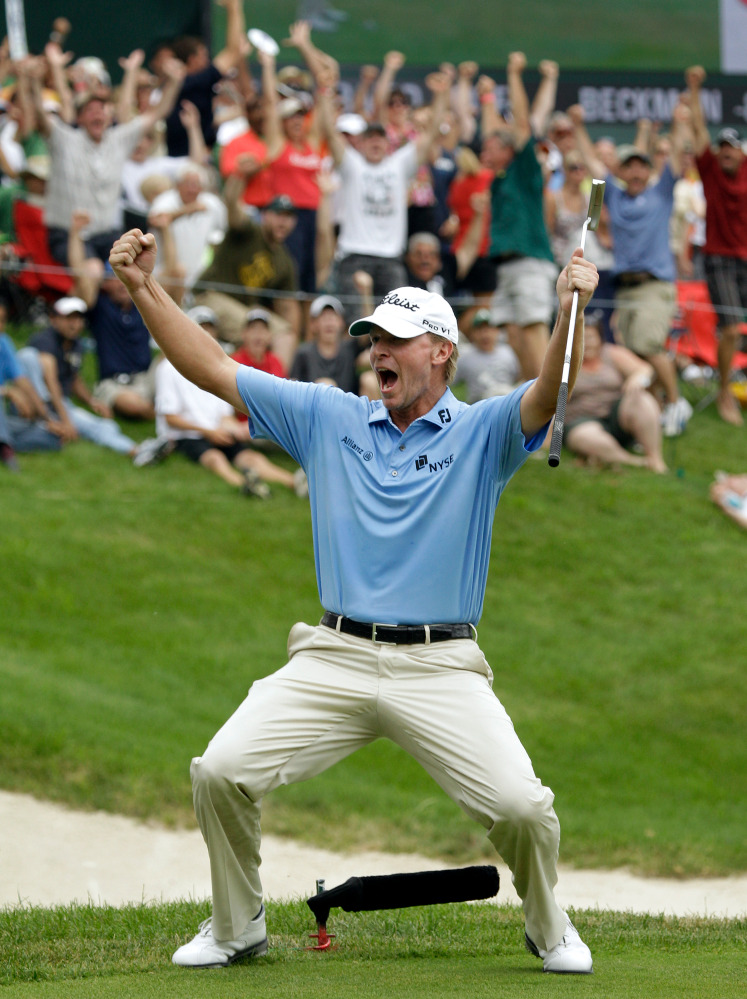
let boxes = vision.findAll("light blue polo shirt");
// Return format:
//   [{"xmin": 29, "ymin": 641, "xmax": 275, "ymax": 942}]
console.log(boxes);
[
  {"xmin": 605, "ymin": 165, "xmax": 677, "ymax": 282},
  {"xmin": 236, "ymin": 368, "xmax": 545, "ymax": 626}
]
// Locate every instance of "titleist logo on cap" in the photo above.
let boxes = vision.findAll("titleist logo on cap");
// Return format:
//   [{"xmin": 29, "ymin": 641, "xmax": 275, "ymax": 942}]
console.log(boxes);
[{"xmin": 380, "ymin": 293, "xmax": 420, "ymax": 312}]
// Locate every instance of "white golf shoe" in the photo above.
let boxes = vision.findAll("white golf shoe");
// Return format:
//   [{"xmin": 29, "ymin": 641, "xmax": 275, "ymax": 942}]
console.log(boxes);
[
  {"xmin": 525, "ymin": 913, "xmax": 593, "ymax": 974},
  {"xmin": 172, "ymin": 907, "xmax": 268, "ymax": 967}
]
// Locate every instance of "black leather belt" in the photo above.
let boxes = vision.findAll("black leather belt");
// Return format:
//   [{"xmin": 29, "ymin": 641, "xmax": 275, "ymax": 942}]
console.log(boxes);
[
  {"xmin": 616, "ymin": 271, "xmax": 656, "ymax": 288},
  {"xmin": 321, "ymin": 612, "xmax": 474, "ymax": 645}
]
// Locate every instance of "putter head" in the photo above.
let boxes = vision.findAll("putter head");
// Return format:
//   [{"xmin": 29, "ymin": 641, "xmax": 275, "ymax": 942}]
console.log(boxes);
[{"xmin": 587, "ymin": 179, "xmax": 606, "ymax": 231}]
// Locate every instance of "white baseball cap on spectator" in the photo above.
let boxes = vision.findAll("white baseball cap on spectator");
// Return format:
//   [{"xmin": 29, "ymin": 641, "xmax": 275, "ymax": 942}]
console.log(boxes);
[
  {"xmin": 278, "ymin": 97, "xmax": 305, "ymax": 119},
  {"xmin": 244, "ymin": 307, "xmax": 273, "ymax": 325},
  {"xmin": 335, "ymin": 113, "xmax": 367, "ymax": 137},
  {"xmin": 310, "ymin": 295, "xmax": 344, "ymax": 318},
  {"xmin": 54, "ymin": 297, "xmax": 88, "ymax": 316},
  {"xmin": 20, "ymin": 156, "xmax": 51, "ymax": 182},
  {"xmin": 349, "ymin": 287, "xmax": 459, "ymax": 345},
  {"xmin": 186, "ymin": 306, "xmax": 218, "ymax": 327}
]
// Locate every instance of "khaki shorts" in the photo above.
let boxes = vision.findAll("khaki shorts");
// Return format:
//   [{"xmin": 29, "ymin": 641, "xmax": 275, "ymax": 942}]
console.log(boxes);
[
  {"xmin": 615, "ymin": 280, "xmax": 676, "ymax": 356},
  {"xmin": 93, "ymin": 359, "xmax": 159, "ymax": 408},
  {"xmin": 491, "ymin": 257, "xmax": 558, "ymax": 328}
]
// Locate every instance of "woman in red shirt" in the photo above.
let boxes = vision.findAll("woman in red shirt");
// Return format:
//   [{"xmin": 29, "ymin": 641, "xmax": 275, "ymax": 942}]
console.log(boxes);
[{"xmin": 259, "ymin": 50, "xmax": 322, "ymax": 295}]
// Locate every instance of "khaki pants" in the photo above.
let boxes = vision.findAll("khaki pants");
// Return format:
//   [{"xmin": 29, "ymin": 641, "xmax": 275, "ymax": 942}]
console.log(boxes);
[{"xmin": 191, "ymin": 622, "xmax": 568, "ymax": 951}]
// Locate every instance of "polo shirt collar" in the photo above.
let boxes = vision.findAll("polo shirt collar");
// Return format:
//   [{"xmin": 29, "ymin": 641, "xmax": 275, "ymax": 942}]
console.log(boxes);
[{"xmin": 368, "ymin": 387, "xmax": 461, "ymax": 428}]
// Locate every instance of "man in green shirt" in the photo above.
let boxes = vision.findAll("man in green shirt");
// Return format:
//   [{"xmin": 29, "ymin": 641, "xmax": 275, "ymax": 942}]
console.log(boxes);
[{"xmin": 482, "ymin": 53, "xmax": 558, "ymax": 380}]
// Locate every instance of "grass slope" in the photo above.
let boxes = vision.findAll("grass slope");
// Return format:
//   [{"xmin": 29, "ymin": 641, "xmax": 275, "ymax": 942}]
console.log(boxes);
[{"xmin": 2, "ymin": 379, "xmax": 747, "ymax": 877}]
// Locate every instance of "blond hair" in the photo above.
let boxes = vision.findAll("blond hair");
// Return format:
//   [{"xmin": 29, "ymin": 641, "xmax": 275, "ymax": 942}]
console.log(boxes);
[{"xmin": 427, "ymin": 333, "xmax": 459, "ymax": 384}]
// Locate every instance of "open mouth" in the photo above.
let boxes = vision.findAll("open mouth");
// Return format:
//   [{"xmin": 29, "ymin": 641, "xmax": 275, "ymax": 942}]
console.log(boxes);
[{"xmin": 377, "ymin": 368, "xmax": 398, "ymax": 394}]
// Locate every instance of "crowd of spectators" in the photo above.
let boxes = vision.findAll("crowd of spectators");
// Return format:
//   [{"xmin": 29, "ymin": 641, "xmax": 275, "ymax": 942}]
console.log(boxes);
[{"xmin": 1, "ymin": 8, "xmax": 745, "ymax": 485}]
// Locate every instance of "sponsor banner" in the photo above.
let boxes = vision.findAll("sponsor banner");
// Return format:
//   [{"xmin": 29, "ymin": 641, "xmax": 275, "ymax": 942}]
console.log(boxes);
[
  {"xmin": 338, "ymin": 67, "xmax": 747, "ymax": 130},
  {"xmin": 720, "ymin": 0, "xmax": 747, "ymax": 74}
]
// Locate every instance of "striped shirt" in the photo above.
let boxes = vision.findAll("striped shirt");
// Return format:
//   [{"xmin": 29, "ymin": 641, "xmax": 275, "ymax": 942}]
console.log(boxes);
[{"xmin": 45, "ymin": 115, "xmax": 145, "ymax": 233}]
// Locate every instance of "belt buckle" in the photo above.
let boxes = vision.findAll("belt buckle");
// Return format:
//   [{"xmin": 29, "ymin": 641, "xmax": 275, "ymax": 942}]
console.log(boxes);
[{"xmin": 372, "ymin": 623, "xmax": 397, "ymax": 645}]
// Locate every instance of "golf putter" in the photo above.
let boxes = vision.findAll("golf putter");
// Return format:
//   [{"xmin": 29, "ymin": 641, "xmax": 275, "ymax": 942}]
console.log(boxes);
[{"xmin": 547, "ymin": 178, "xmax": 606, "ymax": 468}]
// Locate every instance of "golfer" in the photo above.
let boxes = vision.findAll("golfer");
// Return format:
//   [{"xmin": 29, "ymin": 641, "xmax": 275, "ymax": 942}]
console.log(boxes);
[{"xmin": 109, "ymin": 229, "xmax": 598, "ymax": 975}]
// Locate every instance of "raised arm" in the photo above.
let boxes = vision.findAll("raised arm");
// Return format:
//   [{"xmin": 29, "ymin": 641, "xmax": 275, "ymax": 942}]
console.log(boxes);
[
  {"xmin": 223, "ymin": 172, "xmax": 250, "ymax": 229},
  {"xmin": 43, "ymin": 41, "xmax": 75, "ymax": 124},
  {"xmin": 476, "ymin": 74, "xmax": 506, "ymax": 135},
  {"xmin": 68, "ymin": 212, "xmax": 100, "ymax": 308},
  {"xmin": 180, "ymin": 99, "xmax": 210, "ymax": 165},
  {"xmin": 373, "ymin": 50, "xmax": 405, "ymax": 121},
  {"xmin": 454, "ymin": 189, "xmax": 489, "ymax": 280},
  {"xmin": 519, "ymin": 250, "xmax": 599, "ymax": 438},
  {"xmin": 530, "ymin": 59, "xmax": 559, "ymax": 137},
  {"xmin": 139, "ymin": 57, "xmax": 186, "ymax": 130},
  {"xmin": 506, "ymin": 52, "xmax": 532, "ymax": 150},
  {"xmin": 314, "ymin": 165, "xmax": 337, "ymax": 289},
  {"xmin": 684, "ymin": 65, "xmax": 711, "ymax": 156},
  {"xmin": 415, "ymin": 71, "xmax": 450, "ymax": 165},
  {"xmin": 110, "ymin": 229, "xmax": 243, "ymax": 409},
  {"xmin": 257, "ymin": 48, "xmax": 284, "ymax": 161},
  {"xmin": 454, "ymin": 61, "xmax": 478, "ymax": 144},
  {"xmin": 213, "ymin": 0, "xmax": 245, "ymax": 77},
  {"xmin": 115, "ymin": 48, "xmax": 145, "ymax": 124},
  {"xmin": 283, "ymin": 20, "xmax": 340, "ymax": 84},
  {"xmin": 667, "ymin": 97, "xmax": 692, "ymax": 179},
  {"xmin": 567, "ymin": 103, "xmax": 607, "ymax": 178},
  {"xmin": 314, "ymin": 66, "xmax": 346, "ymax": 166},
  {"xmin": 353, "ymin": 64, "xmax": 379, "ymax": 120}
]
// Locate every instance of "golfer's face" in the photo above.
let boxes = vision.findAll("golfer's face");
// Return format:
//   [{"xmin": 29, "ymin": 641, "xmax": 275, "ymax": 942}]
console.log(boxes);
[{"xmin": 369, "ymin": 328, "xmax": 439, "ymax": 417}]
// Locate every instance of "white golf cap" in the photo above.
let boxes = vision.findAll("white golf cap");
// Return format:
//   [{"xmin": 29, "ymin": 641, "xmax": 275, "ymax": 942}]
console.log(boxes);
[
  {"xmin": 53, "ymin": 296, "xmax": 88, "ymax": 316},
  {"xmin": 310, "ymin": 294, "xmax": 344, "ymax": 318},
  {"xmin": 349, "ymin": 287, "xmax": 459, "ymax": 345}
]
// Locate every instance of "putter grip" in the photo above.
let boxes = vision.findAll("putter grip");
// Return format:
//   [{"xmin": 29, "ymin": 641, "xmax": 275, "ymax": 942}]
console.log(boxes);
[
  {"xmin": 548, "ymin": 381, "xmax": 569, "ymax": 468},
  {"xmin": 307, "ymin": 866, "xmax": 499, "ymax": 924}
]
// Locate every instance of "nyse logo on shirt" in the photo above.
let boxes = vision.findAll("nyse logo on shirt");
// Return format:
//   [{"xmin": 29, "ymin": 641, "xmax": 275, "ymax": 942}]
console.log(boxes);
[{"xmin": 415, "ymin": 453, "xmax": 455, "ymax": 474}]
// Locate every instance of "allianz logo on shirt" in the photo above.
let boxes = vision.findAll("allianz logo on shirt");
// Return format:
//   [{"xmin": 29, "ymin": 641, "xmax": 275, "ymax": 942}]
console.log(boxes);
[
  {"xmin": 341, "ymin": 435, "xmax": 373, "ymax": 461},
  {"xmin": 415, "ymin": 453, "xmax": 455, "ymax": 474}
]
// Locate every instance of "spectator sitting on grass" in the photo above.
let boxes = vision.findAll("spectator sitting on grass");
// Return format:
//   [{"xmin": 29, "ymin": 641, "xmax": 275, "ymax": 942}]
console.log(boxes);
[
  {"xmin": 16, "ymin": 297, "xmax": 142, "ymax": 458},
  {"xmin": 289, "ymin": 295, "xmax": 362, "ymax": 394},
  {"xmin": 561, "ymin": 313, "xmax": 667, "ymax": 474},
  {"xmin": 68, "ymin": 213, "xmax": 160, "ymax": 420},
  {"xmin": 156, "ymin": 308, "xmax": 307, "ymax": 499},
  {"xmin": 0, "ymin": 304, "xmax": 63, "ymax": 468},
  {"xmin": 231, "ymin": 308, "xmax": 287, "ymax": 378}
]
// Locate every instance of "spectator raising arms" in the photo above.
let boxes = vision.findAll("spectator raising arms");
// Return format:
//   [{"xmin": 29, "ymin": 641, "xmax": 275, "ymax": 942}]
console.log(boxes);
[
  {"xmin": 569, "ymin": 100, "xmax": 694, "ymax": 437},
  {"xmin": 22, "ymin": 49, "xmax": 185, "ymax": 267},
  {"xmin": 687, "ymin": 64, "xmax": 747, "ymax": 427},
  {"xmin": 316, "ymin": 66, "xmax": 450, "ymax": 302}
]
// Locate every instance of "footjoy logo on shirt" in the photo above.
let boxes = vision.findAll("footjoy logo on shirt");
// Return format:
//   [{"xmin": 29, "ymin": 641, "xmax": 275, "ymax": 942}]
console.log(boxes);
[
  {"xmin": 415, "ymin": 453, "xmax": 455, "ymax": 473},
  {"xmin": 380, "ymin": 293, "xmax": 420, "ymax": 312},
  {"xmin": 341, "ymin": 436, "xmax": 373, "ymax": 461}
]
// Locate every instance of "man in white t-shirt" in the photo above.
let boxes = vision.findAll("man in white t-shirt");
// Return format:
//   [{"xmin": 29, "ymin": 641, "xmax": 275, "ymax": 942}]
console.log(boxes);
[
  {"xmin": 149, "ymin": 163, "xmax": 227, "ymax": 290},
  {"xmin": 317, "ymin": 70, "xmax": 450, "ymax": 304}
]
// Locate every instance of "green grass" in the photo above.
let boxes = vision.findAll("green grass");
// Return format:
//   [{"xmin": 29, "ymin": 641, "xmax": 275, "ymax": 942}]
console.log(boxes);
[
  {"xmin": 2, "ymin": 374, "xmax": 746, "ymax": 878},
  {"xmin": 2, "ymin": 901, "xmax": 746, "ymax": 996}
]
